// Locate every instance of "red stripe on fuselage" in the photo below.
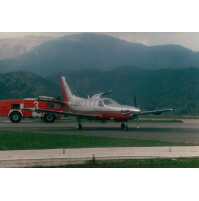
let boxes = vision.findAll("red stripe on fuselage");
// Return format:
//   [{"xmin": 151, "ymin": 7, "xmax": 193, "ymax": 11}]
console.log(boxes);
[
  {"xmin": 64, "ymin": 103, "xmax": 132, "ymax": 120},
  {"xmin": 99, "ymin": 113, "xmax": 132, "ymax": 120}
]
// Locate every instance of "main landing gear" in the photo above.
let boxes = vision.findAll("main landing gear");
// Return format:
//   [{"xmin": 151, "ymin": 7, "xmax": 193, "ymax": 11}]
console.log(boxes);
[
  {"xmin": 121, "ymin": 117, "xmax": 140, "ymax": 131},
  {"xmin": 121, "ymin": 122, "xmax": 128, "ymax": 131},
  {"xmin": 76, "ymin": 118, "xmax": 82, "ymax": 130}
]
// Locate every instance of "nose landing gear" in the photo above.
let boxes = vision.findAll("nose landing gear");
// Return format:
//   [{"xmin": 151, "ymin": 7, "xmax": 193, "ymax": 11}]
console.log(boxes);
[
  {"xmin": 136, "ymin": 116, "xmax": 139, "ymax": 129},
  {"xmin": 124, "ymin": 125, "xmax": 128, "ymax": 131}
]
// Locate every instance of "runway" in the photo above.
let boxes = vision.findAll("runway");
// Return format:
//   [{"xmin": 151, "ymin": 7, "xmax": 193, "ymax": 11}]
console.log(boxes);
[{"xmin": 0, "ymin": 118, "xmax": 199, "ymax": 143}]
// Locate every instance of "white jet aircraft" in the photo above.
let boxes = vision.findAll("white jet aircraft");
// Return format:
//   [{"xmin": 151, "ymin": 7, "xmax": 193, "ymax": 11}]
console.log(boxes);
[{"xmin": 23, "ymin": 77, "xmax": 173, "ymax": 131}]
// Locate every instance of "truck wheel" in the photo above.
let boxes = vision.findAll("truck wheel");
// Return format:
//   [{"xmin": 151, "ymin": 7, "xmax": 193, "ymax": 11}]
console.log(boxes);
[
  {"xmin": 10, "ymin": 112, "xmax": 22, "ymax": 123},
  {"xmin": 43, "ymin": 114, "xmax": 56, "ymax": 123}
]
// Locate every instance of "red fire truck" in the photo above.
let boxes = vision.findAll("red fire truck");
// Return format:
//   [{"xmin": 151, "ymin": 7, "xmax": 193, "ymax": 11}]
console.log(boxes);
[{"xmin": 0, "ymin": 97, "xmax": 65, "ymax": 123}]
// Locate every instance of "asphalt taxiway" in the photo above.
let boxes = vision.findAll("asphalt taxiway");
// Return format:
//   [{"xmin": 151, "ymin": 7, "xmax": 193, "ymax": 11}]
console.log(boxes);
[{"xmin": 1, "ymin": 118, "xmax": 199, "ymax": 143}]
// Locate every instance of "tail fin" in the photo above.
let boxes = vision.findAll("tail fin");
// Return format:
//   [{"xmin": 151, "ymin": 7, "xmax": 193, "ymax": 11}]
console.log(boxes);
[{"xmin": 59, "ymin": 77, "xmax": 74, "ymax": 102}]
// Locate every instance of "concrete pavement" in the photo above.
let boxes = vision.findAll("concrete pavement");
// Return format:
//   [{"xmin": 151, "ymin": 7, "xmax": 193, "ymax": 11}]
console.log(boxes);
[{"xmin": 1, "ymin": 146, "xmax": 199, "ymax": 167}]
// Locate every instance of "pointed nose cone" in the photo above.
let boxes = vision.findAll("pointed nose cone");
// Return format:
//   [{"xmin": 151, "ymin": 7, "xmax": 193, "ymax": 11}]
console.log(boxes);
[
  {"xmin": 134, "ymin": 108, "xmax": 141, "ymax": 113},
  {"xmin": 120, "ymin": 105, "xmax": 141, "ymax": 113},
  {"xmin": 136, "ymin": 108, "xmax": 141, "ymax": 113},
  {"xmin": 126, "ymin": 106, "xmax": 141, "ymax": 113}
]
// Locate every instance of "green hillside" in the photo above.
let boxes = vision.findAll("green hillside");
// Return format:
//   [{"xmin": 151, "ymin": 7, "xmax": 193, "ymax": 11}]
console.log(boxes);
[
  {"xmin": 47, "ymin": 66, "xmax": 199, "ymax": 115},
  {"xmin": 0, "ymin": 71, "xmax": 62, "ymax": 100},
  {"xmin": 1, "ymin": 67, "xmax": 199, "ymax": 116}
]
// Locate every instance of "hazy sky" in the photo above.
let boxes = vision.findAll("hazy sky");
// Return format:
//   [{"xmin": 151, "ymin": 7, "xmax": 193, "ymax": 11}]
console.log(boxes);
[{"xmin": 1, "ymin": 32, "xmax": 199, "ymax": 52}]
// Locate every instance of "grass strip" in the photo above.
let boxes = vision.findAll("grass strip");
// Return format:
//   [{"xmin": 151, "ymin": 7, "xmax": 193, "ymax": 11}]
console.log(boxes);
[
  {"xmin": 40, "ymin": 158, "xmax": 199, "ymax": 168},
  {"xmin": 0, "ymin": 130, "xmax": 198, "ymax": 151}
]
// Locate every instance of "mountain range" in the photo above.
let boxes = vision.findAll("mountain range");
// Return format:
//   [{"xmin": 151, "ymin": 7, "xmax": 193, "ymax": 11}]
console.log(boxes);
[
  {"xmin": 0, "ymin": 35, "xmax": 55, "ymax": 60},
  {"xmin": 1, "ymin": 33, "xmax": 199, "ymax": 77}
]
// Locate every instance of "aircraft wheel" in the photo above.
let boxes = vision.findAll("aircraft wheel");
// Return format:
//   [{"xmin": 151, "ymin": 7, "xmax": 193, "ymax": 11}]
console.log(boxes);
[
  {"xmin": 43, "ymin": 114, "xmax": 56, "ymax": 123},
  {"xmin": 124, "ymin": 126, "xmax": 128, "ymax": 131},
  {"xmin": 10, "ymin": 111, "xmax": 22, "ymax": 123},
  {"xmin": 121, "ymin": 123, "xmax": 125, "ymax": 129}
]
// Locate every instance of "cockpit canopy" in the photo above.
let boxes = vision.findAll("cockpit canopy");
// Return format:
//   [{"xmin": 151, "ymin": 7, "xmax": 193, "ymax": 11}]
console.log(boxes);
[
  {"xmin": 103, "ymin": 99, "xmax": 119, "ymax": 105},
  {"xmin": 98, "ymin": 99, "xmax": 119, "ymax": 107}
]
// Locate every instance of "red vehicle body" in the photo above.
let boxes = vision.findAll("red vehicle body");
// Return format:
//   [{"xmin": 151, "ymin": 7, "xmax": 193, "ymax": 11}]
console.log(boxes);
[{"xmin": 0, "ymin": 98, "xmax": 65, "ymax": 123}]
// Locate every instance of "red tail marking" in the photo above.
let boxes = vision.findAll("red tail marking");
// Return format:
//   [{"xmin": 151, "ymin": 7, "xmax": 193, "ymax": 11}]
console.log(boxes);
[{"xmin": 59, "ymin": 77, "xmax": 68, "ymax": 102}]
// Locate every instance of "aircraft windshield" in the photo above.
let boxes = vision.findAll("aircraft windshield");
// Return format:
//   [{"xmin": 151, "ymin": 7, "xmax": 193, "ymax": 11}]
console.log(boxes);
[{"xmin": 103, "ymin": 99, "xmax": 119, "ymax": 105}]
